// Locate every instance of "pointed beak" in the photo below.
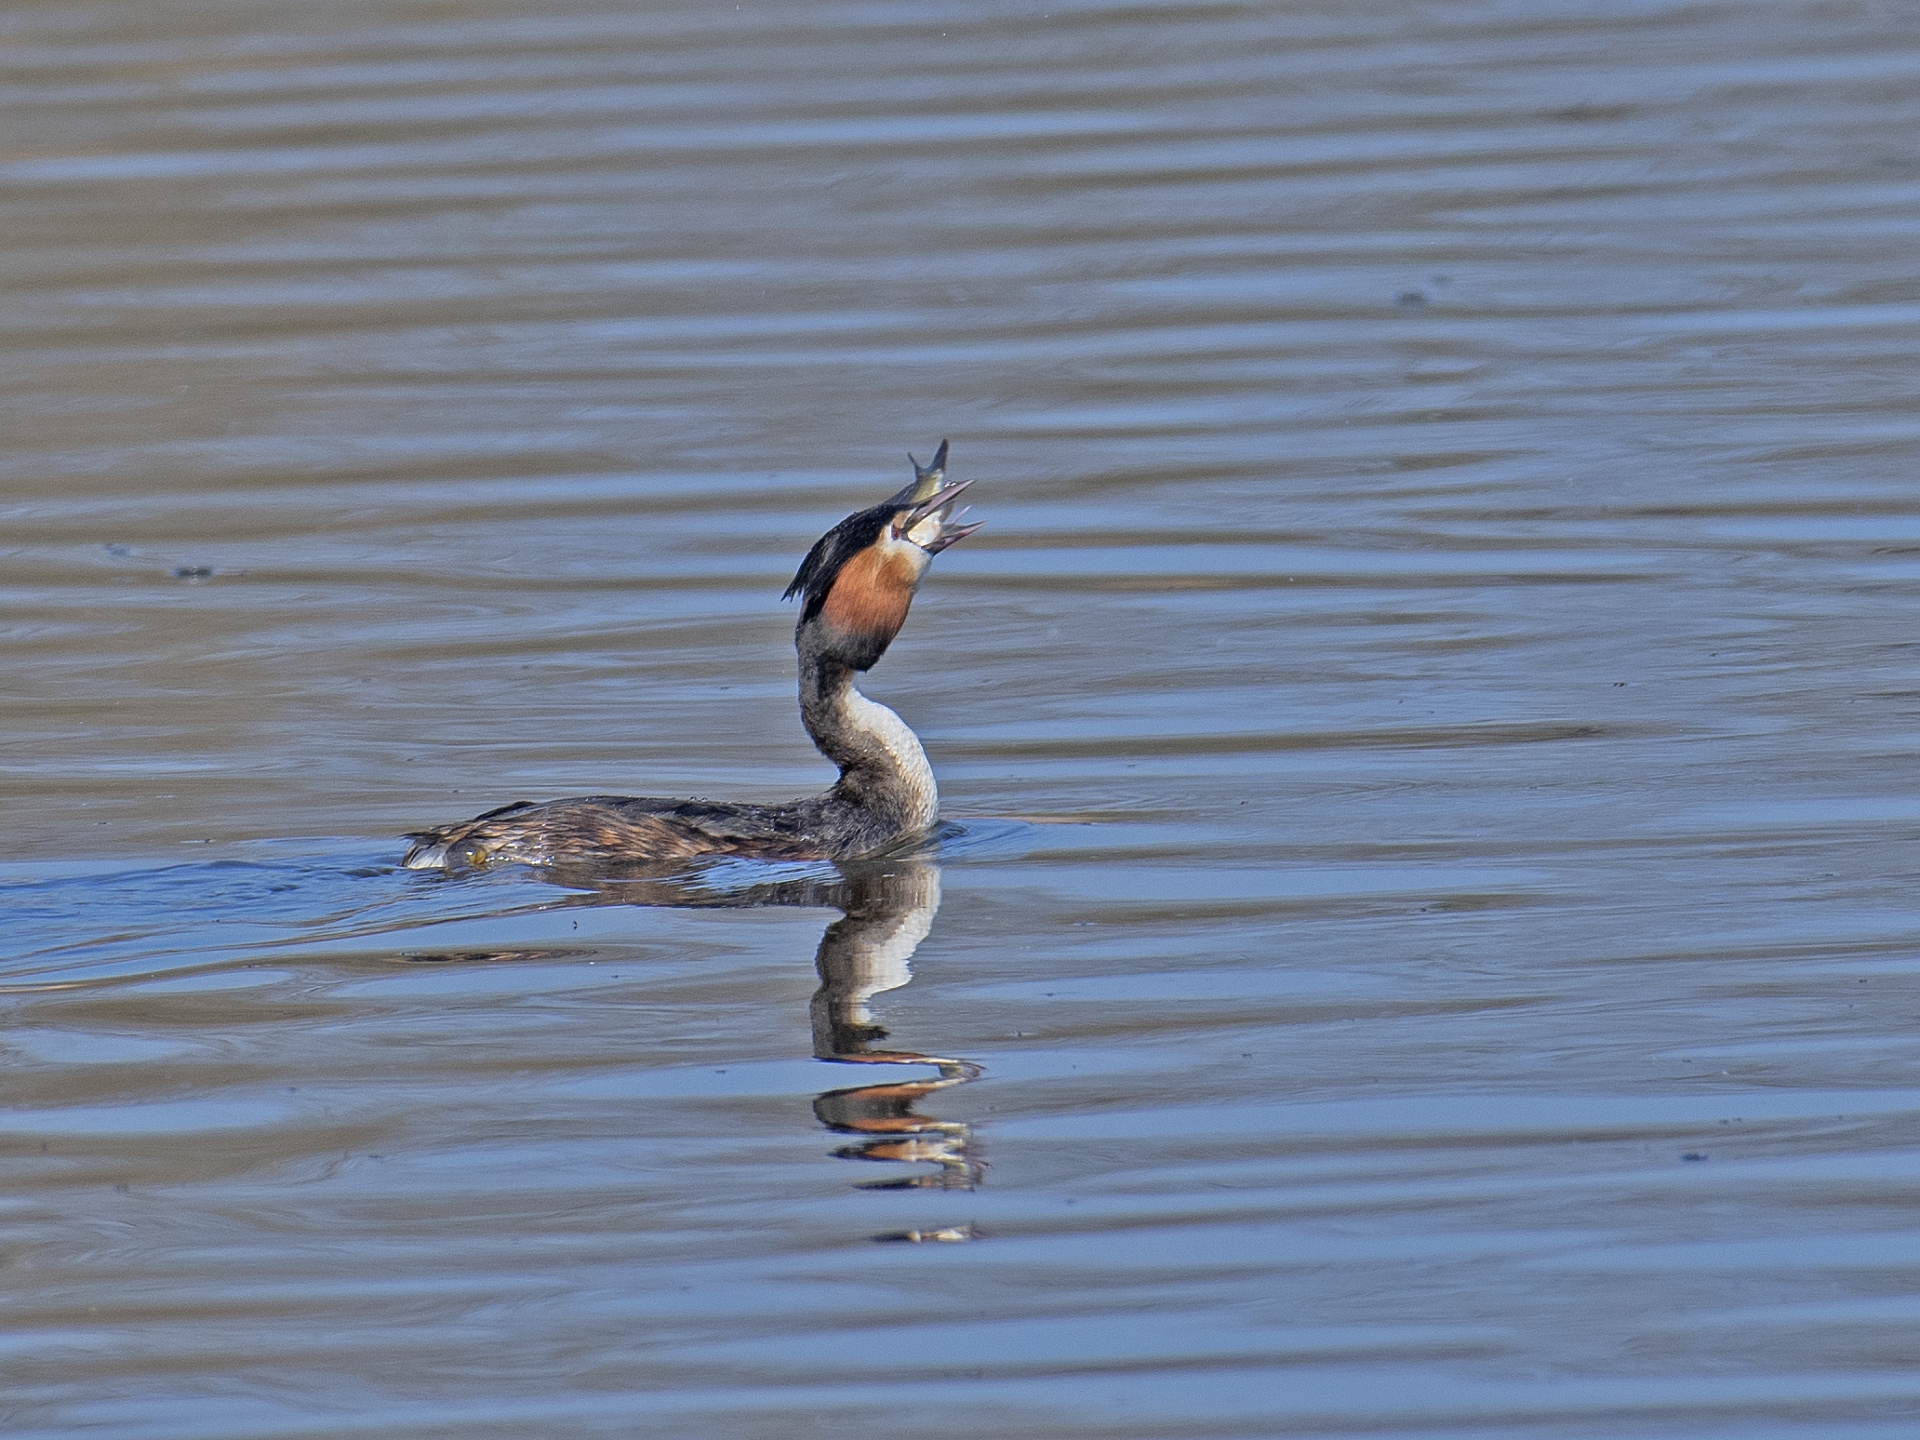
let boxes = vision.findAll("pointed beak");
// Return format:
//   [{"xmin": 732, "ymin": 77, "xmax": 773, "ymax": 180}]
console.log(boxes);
[
  {"xmin": 921, "ymin": 514, "xmax": 984, "ymax": 554},
  {"xmin": 894, "ymin": 478, "xmax": 984, "ymax": 553},
  {"xmin": 901, "ymin": 478, "xmax": 971, "ymax": 530}
]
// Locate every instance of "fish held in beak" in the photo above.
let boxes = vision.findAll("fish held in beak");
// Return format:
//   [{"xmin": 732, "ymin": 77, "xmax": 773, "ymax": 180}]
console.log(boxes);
[
  {"xmin": 907, "ymin": 438, "xmax": 951, "ymax": 498},
  {"xmin": 895, "ymin": 477, "xmax": 984, "ymax": 553}
]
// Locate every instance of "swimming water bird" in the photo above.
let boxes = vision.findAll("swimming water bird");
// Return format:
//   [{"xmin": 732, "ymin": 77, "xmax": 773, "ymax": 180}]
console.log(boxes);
[{"xmin": 400, "ymin": 442, "xmax": 982, "ymax": 871}]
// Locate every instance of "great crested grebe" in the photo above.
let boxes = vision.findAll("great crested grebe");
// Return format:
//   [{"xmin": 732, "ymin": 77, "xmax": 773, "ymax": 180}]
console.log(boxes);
[{"xmin": 400, "ymin": 441, "xmax": 982, "ymax": 871}]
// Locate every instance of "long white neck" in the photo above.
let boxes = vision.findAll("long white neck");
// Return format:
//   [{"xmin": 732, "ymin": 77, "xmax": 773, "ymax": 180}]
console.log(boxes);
[{"xmin": 798, "ymin": 654, "xmax": 939, "ymax": 835}]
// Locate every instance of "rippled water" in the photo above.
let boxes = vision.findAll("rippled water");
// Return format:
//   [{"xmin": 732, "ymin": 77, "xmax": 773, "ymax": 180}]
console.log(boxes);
[{"xmin": 8, "ymin": 1, "xmax": 1920, "ymax": 1434}]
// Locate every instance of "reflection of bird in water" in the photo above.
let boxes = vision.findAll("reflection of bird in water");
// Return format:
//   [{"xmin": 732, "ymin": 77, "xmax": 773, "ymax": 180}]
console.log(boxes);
[
  {"xmin": 401, "ymin": 442, "xmax": 981, "ymax": 872},
  {"xmin": 403, "ymin": 855, "xmax": 985, "ymax": 1207},
  {"xmin": 807, "ymin": 860, "xmax": 984, "ymax": 1194}
]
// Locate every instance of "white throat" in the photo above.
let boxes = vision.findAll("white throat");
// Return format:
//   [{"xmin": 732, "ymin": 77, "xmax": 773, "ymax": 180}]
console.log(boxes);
[{"xmin": 843, "ymin": 684, "xmax": 938, "ymax": 830}]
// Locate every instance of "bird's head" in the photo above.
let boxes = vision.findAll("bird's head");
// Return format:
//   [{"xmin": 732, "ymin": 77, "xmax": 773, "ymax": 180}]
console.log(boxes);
[{"xmin": 783, "ymin": 440, "xmax": 983, "ymax": 671}]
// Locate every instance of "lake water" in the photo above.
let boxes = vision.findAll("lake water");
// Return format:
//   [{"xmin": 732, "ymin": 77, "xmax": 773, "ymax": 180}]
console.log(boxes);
[{"xmin": 7, "ymin": 1, "xmax": 1920, "ymax": 1435}]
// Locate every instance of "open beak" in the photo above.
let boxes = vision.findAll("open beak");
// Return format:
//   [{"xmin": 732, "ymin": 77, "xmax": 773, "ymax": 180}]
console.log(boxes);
[{"xmin": 895, "ymin": 478, "xmax": 984, "ymax": 554}]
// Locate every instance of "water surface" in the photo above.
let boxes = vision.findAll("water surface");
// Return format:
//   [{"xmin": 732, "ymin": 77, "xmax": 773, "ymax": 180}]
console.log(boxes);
[{"xmin": 7, "ymin": 1, "xmax": 1920, "ymax": 1435}]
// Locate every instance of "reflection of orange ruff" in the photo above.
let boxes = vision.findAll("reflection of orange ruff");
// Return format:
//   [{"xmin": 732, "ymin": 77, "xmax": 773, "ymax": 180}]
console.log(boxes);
[
  {"xmin": 819, "ymin": 543, "xmax": 916, "ymax": 651},
  {"xmin": 858, "ymin": 1137, "xmax": 962, "ymax": 1165},
  {"xmin": 813, "ymin": 1058, "xmax": 981, "ymax": 1190},
  {"xmin": 817, "ymin": 1076, "xmax": 966, "ymax": 1134}
]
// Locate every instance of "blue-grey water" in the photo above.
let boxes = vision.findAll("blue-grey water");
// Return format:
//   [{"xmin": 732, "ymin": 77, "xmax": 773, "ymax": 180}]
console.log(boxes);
[{"xmin": 7, "ymin": 1, "xmax": 1920, "ymax": 1435}]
